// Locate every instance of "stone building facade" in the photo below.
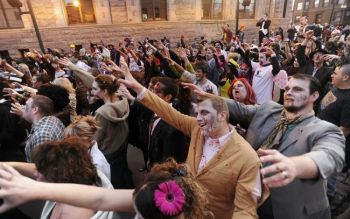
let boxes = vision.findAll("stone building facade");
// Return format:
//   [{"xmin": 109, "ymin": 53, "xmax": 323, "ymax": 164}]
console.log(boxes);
[
  {"xmin": 0, "ymin": 0, "xmax": 292, "ymax": 56},
  {"xmin": 292, "ymin": 0, "xmax": 350, "ymax": 26}
]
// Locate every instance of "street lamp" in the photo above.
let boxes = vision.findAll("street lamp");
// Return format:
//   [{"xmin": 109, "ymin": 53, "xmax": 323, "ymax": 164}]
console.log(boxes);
[{"xmin": 7, "ymin": 0, "xmax": 45, "ymax": 53}]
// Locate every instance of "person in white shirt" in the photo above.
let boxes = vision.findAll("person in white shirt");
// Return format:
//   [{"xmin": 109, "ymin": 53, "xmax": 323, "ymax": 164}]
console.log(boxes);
[
  {"xmin": 251, "ymin": 47, "xmax": 281, "ymax": 104},
  {"xmin": 194, "ymin": 62, "xmax": 219, "ymax": 96}
]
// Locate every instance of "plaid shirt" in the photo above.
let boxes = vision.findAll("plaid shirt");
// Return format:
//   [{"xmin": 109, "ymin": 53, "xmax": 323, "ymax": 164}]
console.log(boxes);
[{"xmin": 25, "ymin": 116, "xmax": 65, "ymax": 162}]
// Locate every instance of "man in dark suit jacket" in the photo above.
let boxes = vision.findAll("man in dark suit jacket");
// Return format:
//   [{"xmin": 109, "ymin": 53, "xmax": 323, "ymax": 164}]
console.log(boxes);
[
  {"xmin": 297, "ymin": 46, "xmax": 333, "ymax": 110},
  {"xmin": 146, "ymin": 77, "xmax": 188, "ymax": 168},
  {"xmin": 256, "ymin": 13, "xmax": 271, "ymax": 46}
]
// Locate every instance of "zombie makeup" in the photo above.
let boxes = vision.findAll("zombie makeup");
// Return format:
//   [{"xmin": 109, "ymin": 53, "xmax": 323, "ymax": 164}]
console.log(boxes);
[
  {"xmin": 283, "ymin": 78, "xmax": 311, "ymax": 113},
  {"xmin": 196, "ymin": 99, "xmax": 220, "ymax": 137},
  {"xmin": 91, "ymin": 81, "xmax": 103, "ymax": 99}
]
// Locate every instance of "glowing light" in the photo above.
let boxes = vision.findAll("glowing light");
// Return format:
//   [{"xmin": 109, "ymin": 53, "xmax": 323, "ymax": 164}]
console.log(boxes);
[{"xmin": 73, "ymin": 0, "xmax": 80, "ymax": 7}]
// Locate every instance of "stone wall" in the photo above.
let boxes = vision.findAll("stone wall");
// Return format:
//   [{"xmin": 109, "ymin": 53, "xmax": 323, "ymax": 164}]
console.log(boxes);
[{"xmin": 0, "ymin": 0, "xmax": 293, "ymax": 55}]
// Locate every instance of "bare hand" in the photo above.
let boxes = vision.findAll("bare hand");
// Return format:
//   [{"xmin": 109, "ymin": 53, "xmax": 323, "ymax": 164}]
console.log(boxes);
[
  {"xmin": 3, "ymin": 88, "xmax": 19, "ymax": 99},
  {"xmin": 58, "ymin": 57, "xmax": 74, "ymax": 68},
  {"xmin": 258, "ymin": 149, "xmax": 297, "ymax": 188},
  {"xmin": 0, "ymin": 164, "xmax": 40, "ymax": 213},
  {"xmin": 322, "ymin": 54, "xmax": 340, "ymax": 62},
  {"xmin": 10, "ymin": 103, "xmax": 25, "ymax": 117},
  {"xmin": 304, "ymin": 30, "xmax": 314, "ymax": 39},
  {"xmin": 262, "ymin": 47, "xmax": 276, "ymax": 56},
  {"xmin": 177, "ymin": 48, "xmax": 188, "ymax": 60},
  {"xmin": 181, "ymin": 82, "xmax": 209, "ymax": 98},
  {"xmin": 117, "ymin": 85, "xmax": 135, "ymax": 101}
]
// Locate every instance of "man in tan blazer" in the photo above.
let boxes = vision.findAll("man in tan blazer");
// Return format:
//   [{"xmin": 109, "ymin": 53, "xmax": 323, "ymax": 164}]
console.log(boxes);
[{"xmin": 119, "ymin": 64, "xmax": 269, "ymax": 219}]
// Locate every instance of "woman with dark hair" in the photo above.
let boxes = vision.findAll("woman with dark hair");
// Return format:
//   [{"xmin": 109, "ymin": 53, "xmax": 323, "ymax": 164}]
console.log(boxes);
[
  {"xmin": 133, "ymin": 158, "xmax": 209, "ymax": 219},
  {"xmin": 58, "ymin": 57, "xmax": 132, "ymax": 189},
  {"xmin": 228, "ymin": 78, "xmax": 257, "ymax": 105},
  {"xmin": 0, "ymin": 159, "xmax": 208, "ymax": 219}
]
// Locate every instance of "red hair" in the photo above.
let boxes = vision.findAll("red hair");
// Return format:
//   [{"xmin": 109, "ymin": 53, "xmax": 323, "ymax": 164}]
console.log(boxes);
[{"xmin": 228, "ymin": 78, "xmax": 257, "ymax": 105}]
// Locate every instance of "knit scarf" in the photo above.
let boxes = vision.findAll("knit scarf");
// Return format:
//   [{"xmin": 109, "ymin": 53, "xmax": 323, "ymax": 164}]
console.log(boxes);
[{"xmin": 259, "ymin": 109, "xmax": 315, "ymax": 150}]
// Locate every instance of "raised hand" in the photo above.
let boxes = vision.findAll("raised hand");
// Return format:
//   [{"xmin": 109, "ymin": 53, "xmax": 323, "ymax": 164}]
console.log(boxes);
[
  {"xmin": 0, "ymin": 164, "xmax": 40, "ymax": 213},
  {"xmin": 58, "ymin": 57, "xmax": 74, "ymax": 67},
  {"xmin": 262, "ymin": 46, "xmax": 276, "ymax": 56},
  {"xmin": 181, "ymin": 82, "xmax": 210, "ymax": 99},
  {"xmin": 177, "ymin": 48, "xmax": 188, "ymax": 60},
  {"xmin": 10, "ymin": 102, "xmax": 25, "ymax": 117},
  {"xmin": 117, "ymin": 85, "xmax": 135, "ymax": 102},
  {"xmin": 2, "ymin": 88, "xmax": 20, "ymax": 102}
]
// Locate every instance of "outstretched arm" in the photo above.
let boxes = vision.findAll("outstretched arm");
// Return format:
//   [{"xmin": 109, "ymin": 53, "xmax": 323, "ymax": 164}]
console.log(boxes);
[
  {"xmin": 58, "ymin": 58, "xmax": 95, "ymax": 88},
  {"xmin": 117, "ymin": 60, "xmax": 197, "ymax": 137},
  {"xmin": 0, "ymin": 164, "xmax": 134, "ymax": 213}
]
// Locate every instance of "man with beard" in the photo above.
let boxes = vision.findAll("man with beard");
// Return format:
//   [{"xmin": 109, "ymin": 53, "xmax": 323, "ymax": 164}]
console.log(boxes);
[
  {"xmin": 118, "ymin": 63, "xmax": 269, "ymax": 218},
  {"xmin": 318, "ymin": 64, "xmax": 350, "ymax": 218},
  {"xmin": 222, "ymin": 73, "xmax": 345, "ymax": 219}
]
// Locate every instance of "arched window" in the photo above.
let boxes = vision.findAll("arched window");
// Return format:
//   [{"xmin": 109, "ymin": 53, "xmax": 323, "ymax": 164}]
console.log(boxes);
[
  {"xmin": 64, "ymin": 0, "xmax": 95, "ymax": 25},
  {"xmin": 0, "ymin": 0, "xmax": 23, "ymax": 29}
]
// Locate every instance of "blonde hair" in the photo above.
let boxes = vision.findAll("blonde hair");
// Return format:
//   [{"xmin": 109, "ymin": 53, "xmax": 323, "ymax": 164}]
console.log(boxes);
[
  {"xmin": 53, "ymin": 78, "xmax": 75, "ymax": 94},
  {"xmin": 64, "ymin": 116, "xmax": 99, "ymax": 142},
  {"xmin": 18, "ymin": 63, "xmax": 30, "ymax": 75}
]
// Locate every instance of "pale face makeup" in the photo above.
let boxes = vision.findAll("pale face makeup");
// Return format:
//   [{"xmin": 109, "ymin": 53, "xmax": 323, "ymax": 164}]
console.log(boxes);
[
  {"xmin": 258, "ymin": 53, "xmax": 268, "ymax": 65},
  {"xmin": 91, "ymin": 81, "xmax": 104, "ymax": 99},
  {"xmin": 196, "ymin": 99, "xmax": 220, "ymax": 137},
  {"xmin": 283, "ymin": 78, "xmax": 313, "ymax": 113}
]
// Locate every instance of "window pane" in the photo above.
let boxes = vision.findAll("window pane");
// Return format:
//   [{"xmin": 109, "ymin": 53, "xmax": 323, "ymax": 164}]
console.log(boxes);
[
  {"xmin": 141, "ymin": 0, "xmax": 153, "ymax": 21},
  {"xmin": 213, "ymin": 0, "xmax": 223, "ymax": 19},
  {"xmin": 297, "ymin": 2, "xmax": 303, "ymax": 10},
  {"xmin": 80, "ymin": 0, "xmax": 95, "ymax": 23},
  {"xmin": 65, "ymin": 0, "xmax": 95, "ymax": 24},
  {"xmin": 239, "ymin": 0, "xmax": 256, "ymax": 19},
  {"xmin": 141, "ymin": 0, "xmax": 167, "ymax": 21},
  {"xmin": 202, "ymin": 0, "xmax": 211, "ymax": 19},
  {"xmin": 305, "ymin": 0, "xmax": 310, "ymax": 9},
  {"xmin": 324, "ymin": 0, "xmax": 329, "ymax": 7},
  {"xmin": 314, "ymin": 0, "xmax": 319, "ymax": 7},
  {"xmin": 5, "ymin": 8, "xmax": 23, "ymax": 28},
  {"xmin": 153, "ymin": 0, "xmax": 167, "ymax": 20},
  {"xmin": 0, "ymin": 0, "xmax": 23, "ymax": 28},
  {"xmin": 66, "ymin": 5, "xmax": 81, "ymax": 24}
]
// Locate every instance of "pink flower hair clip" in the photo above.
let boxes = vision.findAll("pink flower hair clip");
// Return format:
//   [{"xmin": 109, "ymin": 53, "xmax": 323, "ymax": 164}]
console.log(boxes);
[{"xmin": 154, "ymin": 180, "xmax": 186, "ymax": 216}]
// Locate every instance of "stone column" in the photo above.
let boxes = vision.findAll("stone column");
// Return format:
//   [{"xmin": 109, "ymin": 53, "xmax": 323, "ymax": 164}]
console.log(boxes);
[{"xmin": 167, "ymin": 0, "xmax": 176, "ymax": 21}]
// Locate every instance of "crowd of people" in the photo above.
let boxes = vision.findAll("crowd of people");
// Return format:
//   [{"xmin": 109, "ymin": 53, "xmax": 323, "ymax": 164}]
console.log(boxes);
[{"xmin": 0, "ymin": 14, "xmax": 349, "ymax": 219}]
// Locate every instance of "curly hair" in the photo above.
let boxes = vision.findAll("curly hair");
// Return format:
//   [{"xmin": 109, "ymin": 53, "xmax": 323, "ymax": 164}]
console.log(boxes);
[
  {"xmin": 94, "ymin": 74, "xmax": 119, "ymax": 96},
  {"xmin": 32, "ymin": 137, "xmax": 101, "ymax": 186},
  {"xmin": 133, "ymin": 158, "xmax": 210, "ymax": 219}
]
